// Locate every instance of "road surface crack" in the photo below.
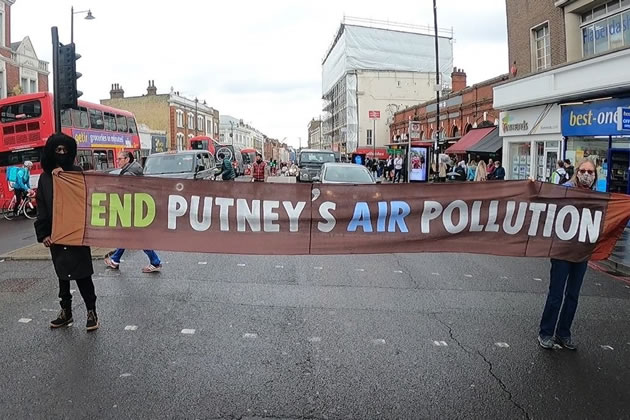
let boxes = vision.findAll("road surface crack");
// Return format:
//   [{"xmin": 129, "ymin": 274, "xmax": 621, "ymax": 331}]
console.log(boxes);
[
  {"xmin": 433, "ymin": 315, "xmax": 531, "ymax": 420},
  {"xmin": 391, "ymin": 254, "xmax": 417, "ymax": 288}
]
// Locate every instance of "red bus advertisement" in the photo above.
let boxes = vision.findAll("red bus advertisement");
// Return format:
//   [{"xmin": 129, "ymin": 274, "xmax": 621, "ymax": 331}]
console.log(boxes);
[{"xmin": 0, "ymin": 92, "xmax": 140, "ymax": 208}]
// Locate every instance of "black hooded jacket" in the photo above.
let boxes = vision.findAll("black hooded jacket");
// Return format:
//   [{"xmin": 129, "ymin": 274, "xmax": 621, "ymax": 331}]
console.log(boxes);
[{"xmin": 34, "ymin": 133, "xmax": 93, "ymax": 280}]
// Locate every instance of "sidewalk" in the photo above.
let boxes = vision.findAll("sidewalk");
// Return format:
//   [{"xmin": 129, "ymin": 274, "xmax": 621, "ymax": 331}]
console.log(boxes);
[
  {"xmin": 0, "ymin": 243, "xmax": 114, "ymax": 261},
  {"xmin": 598, "ymin": 227, "xmax": 630, "ymax": 275}
]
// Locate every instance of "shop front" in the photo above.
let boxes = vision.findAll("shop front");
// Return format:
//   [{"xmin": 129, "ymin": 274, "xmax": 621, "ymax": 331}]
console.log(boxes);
[
  {"xmin": 500, "ymin": 104, "xmax": 562, "ymax": 181},
  {"xmin": 561, "ymin": 97, "xmax": 630, "ymax": 193}
]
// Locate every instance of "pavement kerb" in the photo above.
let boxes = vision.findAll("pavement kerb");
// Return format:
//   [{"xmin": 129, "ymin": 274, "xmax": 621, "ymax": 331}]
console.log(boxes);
[{"xmin": 0, "ymin": 243, "xmax": 114, "ymax": 261}]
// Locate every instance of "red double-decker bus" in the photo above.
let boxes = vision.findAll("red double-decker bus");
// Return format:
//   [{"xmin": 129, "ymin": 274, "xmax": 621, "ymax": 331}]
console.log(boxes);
[{"xmin": 0, "ymin": 92, "xmax": 140, "ymax": 208}]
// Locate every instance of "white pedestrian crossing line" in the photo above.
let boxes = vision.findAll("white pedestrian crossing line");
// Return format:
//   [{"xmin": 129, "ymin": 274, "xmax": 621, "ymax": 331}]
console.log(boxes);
[
  {"xmin": 243, "ymin": 333, "xmax": 258, "ymax": 339},
  {"xmin": 495, "ymin": 342, "xmax": 510, "ymax": 348},
  {"xmin": 18, "ymin": 318, "xmax": 32, "ymax": 323},
  {"xmin": 124, "ymin": 325, "xmax": 138, "ymax": 331},
  {"xmin": 181, "ymin": 329, "xmax": 196, "ymax": 335},
  {"xmin": 432, "ymin": 340, "xmax": 448, "ymax": 346},
  {"xmin": 600, "ymin": 345, "xmax": 614, "ymax": 350}
]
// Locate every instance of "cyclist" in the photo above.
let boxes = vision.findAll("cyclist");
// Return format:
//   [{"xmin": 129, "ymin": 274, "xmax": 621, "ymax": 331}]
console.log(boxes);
[{"xmin": 12, "ymin": 161, "xmax": 33, "ymax": 216}]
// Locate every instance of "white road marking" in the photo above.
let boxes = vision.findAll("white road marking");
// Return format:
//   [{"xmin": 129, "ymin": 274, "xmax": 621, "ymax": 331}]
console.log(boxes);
[
  {"xmin": 18, "ymin": 318, "xmax": 32, "ymax": 323},
  {"xmin": 393, "ymin": 270, "xmax": 403, "ymax": 273},
  {"xmin": 308, "ymin": 337, "xmax": 322, "ymax": 343},
  {"xmin": 594, "ymin": 282, "xmax": 602, "ymax": 286},
  {"xmin": 354, "ymin": 268, "xmax": 365, "ymax": 272},
  {"xmin": 600, "ymin": 345, "xmax": 614, "ymax": 350},
  {"xmin": 314, "ymin": 266, "xmax": 323, "ymax": 270},
  {"xmin": 275, "ymin": 265, "xmax": 284, "ymax": 268},
  {"xmin": 70, "ymin": 289, "xmax": 76, "ymax": 294},
  {"xmin": 198, "ymin": 262, "xmax": 207, "ymax": 265},
  {"xmin": 495, "ymin": 342, "xmax": 510, "ymax": 348},
  {"xmin": 372, "ymin": 339, "xmax": 386, "ymax": 345},
  {"xmin": 431, "ymin": 272, "xmax": 440, "ymax": 276},
  {"xmin": 237, "ymin": 263, "xmax": 246, "ymax": 267},
  {"xmin": 243, "ymin": 333, "xmax": 258, "ymax": 339},
  {"xmin": 432, "ymin": 340, "xmax": 448, "ymax": 346},
  {"xmin": 533, "ymin": 278, "xmax": 543, "ymax": 282},
  {"xmin": 625, "ymin": 285, "xmax": 630, "ymax": 289},
  {"xmin": 41, "ymin": 309, "xmax": 57, "ymax": 312},
  {"xmin": 124, "ymin": 325, "xmax": 138, "ymax": 331},
  {"xmin": 464, "ymin": 274, "xmax": 473, "ymax": 278},
  {"xmin": 181, "ymin": 329, "xmax": 196, "ymax": 335},
  {"xmin": 119, "ymin": 373, "xmax": 132, "ymax": 377}
]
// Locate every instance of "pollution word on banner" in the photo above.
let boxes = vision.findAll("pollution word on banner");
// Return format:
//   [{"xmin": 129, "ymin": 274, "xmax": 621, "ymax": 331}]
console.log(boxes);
[{"xmin": 51, "ymin": 172, "xmax": 630, "ymax": 262}]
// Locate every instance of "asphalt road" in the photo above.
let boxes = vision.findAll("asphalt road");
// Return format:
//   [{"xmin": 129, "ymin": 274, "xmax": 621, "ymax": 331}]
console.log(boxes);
[
  {"xmin": 0, "ymin": 217, "xmax": 37, "ymax": 255},
  {"xmin": 1, "ymin": 246, "xmax": 629, "ymax": 419}
]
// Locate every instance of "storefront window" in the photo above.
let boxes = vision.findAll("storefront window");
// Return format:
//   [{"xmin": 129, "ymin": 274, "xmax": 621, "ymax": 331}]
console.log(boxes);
[
  {"xmin": 509, "ymin": 142, "xmax": 531, "ymax": 180},
  {"xmin": 609, "ymin": 14, "xmax": 624, "ymax": 49}
]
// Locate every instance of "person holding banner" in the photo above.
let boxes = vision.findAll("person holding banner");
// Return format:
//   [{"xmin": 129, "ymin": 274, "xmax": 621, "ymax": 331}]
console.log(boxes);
[
  {"xmin": 538, "ymin": 158, "xmax": 597, "ymax": 350},
  {"xmin": 34, "ymin": 133, "xmax": 99, "ymax": 331}
]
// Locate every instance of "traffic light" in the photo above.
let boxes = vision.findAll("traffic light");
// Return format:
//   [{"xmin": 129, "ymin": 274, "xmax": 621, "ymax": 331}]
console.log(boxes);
[{"xmin": 57, "ymin": 43, "xmax": 82, "ymax": 109}]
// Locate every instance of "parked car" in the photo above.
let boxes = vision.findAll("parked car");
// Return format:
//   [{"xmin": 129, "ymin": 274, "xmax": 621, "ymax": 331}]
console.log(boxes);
[
  {"xmin": 297, "ymin": 149, "xmax": 336, "ymax": 182},
  {"xmin": 143, "ymin": 150, "xmax": 216, "ymax": 179},
  {"xmin": 315, "ymin": 162, "xmax": 377, "ymax": 184}
]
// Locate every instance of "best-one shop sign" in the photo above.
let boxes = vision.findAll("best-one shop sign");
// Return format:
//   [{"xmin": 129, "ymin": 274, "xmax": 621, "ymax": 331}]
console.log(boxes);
[{"xmin": 562, "ymin": 98, "xmax": 630, "ymax": 136}]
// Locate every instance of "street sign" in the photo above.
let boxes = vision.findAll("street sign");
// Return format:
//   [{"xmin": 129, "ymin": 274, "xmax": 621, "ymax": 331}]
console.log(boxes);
[
  {"xmin": 368, "ymin": 110, "xmax": 380, "ymax": 120},
  {"xmin": 618, "ymin": 107, "xmax": 630, "ymax": 131}
]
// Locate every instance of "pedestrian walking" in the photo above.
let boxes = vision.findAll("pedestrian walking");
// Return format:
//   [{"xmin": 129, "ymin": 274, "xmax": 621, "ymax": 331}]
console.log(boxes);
[
  {"xmin": 474, "ymin": 160, "xmax": 487, "ymax": 182},
  {"xmin": 487, "ymin": 158, "xmax": 496, "ymax": 180},
  {"xmin": 217, "ymin": 152, "xmax": 236, "ymax": 181},
  {"xmin": 438, "ymin": 160, "xmax": 447, "ymax": 183},
  {"xmin": 377, "ymin": 160, "xmax": 384, "ymax": 178},
  {"xmin": 564, "ymin": 159, "xmax": 574, "ymax": 180},
  {"xmin": 467, "ymin": 159, "xmax": 477, "ymax": 181},
  {"xmin": 538, "ymin": 158, "xmax": 598, "ymax": 350},
  {"xmin": 251, "ymin": 153, "xmax": 268, "ymax": 182},
  {"xmin": 34, "ymin": 133, "xmax": 98, "ymax": 331},
  {"xmin": 386, "ymin": 155, "xmax": 394, "ymax": 181},
  {"xmin": 493, "ymin": 161, "xmax": 506, "ymax": 180},
  {"xmin": 393, "ymin": 154, "xmax": 404, "ymax": 183},
  {"xmin": 551, "ymin": 160, "xmax": 569, "ymax": 184},
  {"xmin": 104, "ymin": 151, "xmax": 162, "ymax": 273}
]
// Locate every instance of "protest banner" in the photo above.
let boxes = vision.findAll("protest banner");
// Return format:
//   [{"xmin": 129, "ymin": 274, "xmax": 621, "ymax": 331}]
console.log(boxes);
[{"xmin": 51, "ymin": 172, "xmax": 630, "ymax": 262}]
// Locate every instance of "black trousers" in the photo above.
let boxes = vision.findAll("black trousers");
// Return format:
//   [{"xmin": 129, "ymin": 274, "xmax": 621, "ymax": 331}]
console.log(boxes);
[{"xmin": 58, "ymin": 277, "xmax": 96, "ymax": 310}]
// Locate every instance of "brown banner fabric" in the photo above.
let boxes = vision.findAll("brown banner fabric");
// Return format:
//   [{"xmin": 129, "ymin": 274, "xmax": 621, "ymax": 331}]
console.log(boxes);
[{"xmin": 51, "ymin": 172, "xmax": 630, "ymax": 262}]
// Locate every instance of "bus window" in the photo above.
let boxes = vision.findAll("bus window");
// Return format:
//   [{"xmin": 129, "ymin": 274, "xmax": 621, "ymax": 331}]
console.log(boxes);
[
  {"xmin": 104, "ymin": 112, "xmax": 117, "ymax": 132},
  {"xmin": 1, "ymin": 100, "xmax": 41, "ymax": 123},
  {"xmin": 61, "ymin": 109, "xmax": 72, "ymax": 127},
  {"xmin": 72, "ymin": 107, "xmax": 89, "ymax": 128},
  {"xmin": 89, "ymin": 109, "xmax": 104, "ymax": 130},
  {"xmin": 77, "ymin": 150, "xmax": 94, "ymax": 170},
  {"xmin": 127, "ymin": 117, "xmax": 138, "ymax": 134},
  {"xmin": 107, "ymin": 150, "xmax": 114, "ymax": 167},
  {"xmin": 93, "ymin": 150, "xmax": 114, "ymax": 170},
  {"xmin": 116, "ymin": 115, "xmax": 128, "ymax": 133}
]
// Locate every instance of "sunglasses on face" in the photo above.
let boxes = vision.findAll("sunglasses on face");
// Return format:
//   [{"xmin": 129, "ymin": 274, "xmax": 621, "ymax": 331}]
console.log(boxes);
[{"xmin": 578, "ymin": 169, "xmax": 594, "ymax": 175}]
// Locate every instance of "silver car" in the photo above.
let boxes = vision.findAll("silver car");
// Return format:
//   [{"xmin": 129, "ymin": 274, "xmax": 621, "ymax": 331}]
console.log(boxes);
[{"xmin": 315, "ymin": 163, "xmax": 377, "ymax": 184}]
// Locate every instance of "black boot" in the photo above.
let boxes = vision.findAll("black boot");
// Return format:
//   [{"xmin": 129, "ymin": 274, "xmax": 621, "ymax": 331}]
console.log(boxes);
[
  {"xmin": 50, "ymin": 307, "xmax": 73, "ymax": 328},
  {"xmin": 86, "ymin": 309, "xmax": 99, "ymax": 331}
]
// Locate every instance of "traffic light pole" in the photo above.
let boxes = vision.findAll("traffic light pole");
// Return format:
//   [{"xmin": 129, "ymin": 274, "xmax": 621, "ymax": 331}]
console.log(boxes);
[{"xmin": 51, "ymin": 26, "xmax": 61, "ymax": 134}]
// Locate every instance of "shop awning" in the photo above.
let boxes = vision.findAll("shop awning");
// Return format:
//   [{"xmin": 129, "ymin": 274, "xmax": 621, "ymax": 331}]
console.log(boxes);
[
  {"xmin": 467, "ymin": 127, "xmax": 501, "ymax": 154},
  {"xmin": 444, "ymin": 127, "xmax": 496, "ymax": 154}
]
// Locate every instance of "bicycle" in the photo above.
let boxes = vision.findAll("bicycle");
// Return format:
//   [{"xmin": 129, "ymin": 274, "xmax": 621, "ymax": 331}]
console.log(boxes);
[{"xmin": 3, "ymin": 190, "xmax": 37, "ymax": 221}]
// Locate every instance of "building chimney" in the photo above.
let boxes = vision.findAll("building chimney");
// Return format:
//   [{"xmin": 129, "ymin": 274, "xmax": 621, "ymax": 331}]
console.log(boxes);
[
  {"xmin": 147, "ymin": 80, "xmax": 157, "ymax": 96},
  {"xmin": 451, "ymin": 67, "xmax": 467, "ymax": 93},
  {"xmin": 110, "ymin": 83, "xmax": 124, "ymax": 99}
]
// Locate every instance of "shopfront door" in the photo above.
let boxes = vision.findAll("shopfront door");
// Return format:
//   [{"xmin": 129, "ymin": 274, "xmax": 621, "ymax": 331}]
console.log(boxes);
[
  {"xmin": 608, "ymin": 149, "xmax": 630, "ymax": 194},
  {"xmin": 534, "ymin": 141, "xmax": 560, "ymax": 182}
]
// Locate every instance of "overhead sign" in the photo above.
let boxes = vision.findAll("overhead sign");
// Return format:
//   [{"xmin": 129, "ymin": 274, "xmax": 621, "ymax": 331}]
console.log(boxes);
[
  {"xmin": 617, "ymin": 107, "xmax": 630, "ymax": 131},
  {"xmin": 562, "ymin": 98, "xmax": 630, "ymax": 136},
  {"xmin": 368, "ymin": 110, "xmax": 381, "ymax": 120},
  {"xmin": 499, "ymin": 104, "xmax": 561, "ymax": 137}
]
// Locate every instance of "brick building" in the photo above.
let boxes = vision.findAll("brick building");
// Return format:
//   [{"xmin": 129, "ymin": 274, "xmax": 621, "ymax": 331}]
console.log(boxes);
[
  {"xmin": 0, "ymin": 0, "xmax": 49, "ymax": 98},
  {"xmin": 505, "ymin": 0, "xmax": 567, "ymax": 77},
  {"xmin": 390, "ymin": 68, "xmax": 509, "ymax": 146},
  {"xmin": 101, "ymin": 81, "xmax": 219, "ymax": 151}
]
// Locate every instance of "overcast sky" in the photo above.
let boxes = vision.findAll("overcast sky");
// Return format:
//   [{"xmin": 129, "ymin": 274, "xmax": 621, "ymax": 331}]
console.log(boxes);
[{"xmin": 14, "ymin": 0, "xmax": 508, "ymax": 148}]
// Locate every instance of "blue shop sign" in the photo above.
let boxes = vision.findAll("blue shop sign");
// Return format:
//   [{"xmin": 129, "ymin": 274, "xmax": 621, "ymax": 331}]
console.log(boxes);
[{"xmin": 561, "ymin": 98, "xmax": 630, "ymax": 136}]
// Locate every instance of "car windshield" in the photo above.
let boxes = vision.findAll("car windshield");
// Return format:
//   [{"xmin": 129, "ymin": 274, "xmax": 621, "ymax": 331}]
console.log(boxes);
[
  {"xmin": 300, "ymin": 152, "xmax": 336, "ymax": 164},
  {"xmin": 323, "ymin": 165, "xmax": 374, "ymax": 183},
  {"xmin": 144, "ymin": 155, "xmax": 194, "ymax": 174}
]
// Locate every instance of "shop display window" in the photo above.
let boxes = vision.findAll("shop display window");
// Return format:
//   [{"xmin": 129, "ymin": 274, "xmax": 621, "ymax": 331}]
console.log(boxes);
[{"xmin": 509, "ymin": 142, "xmax": 531, "ymax": 180}]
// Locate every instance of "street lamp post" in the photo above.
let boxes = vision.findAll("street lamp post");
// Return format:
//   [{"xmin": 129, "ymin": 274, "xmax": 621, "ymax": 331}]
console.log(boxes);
[{"xmin": 71, "ymin": 6, "xmax": 95, "ymax": 44}]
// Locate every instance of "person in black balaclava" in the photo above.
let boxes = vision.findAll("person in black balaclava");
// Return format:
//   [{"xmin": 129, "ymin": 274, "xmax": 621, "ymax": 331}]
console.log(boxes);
[{"xmin": 34, "ymin": 133, "xmax": 99, "ymax": 331}]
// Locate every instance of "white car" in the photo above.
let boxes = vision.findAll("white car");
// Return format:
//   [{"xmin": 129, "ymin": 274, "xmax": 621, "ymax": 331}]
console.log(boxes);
[{"xmin": 315, "ymin": 162, "xmax": 377, "ymax": 184}]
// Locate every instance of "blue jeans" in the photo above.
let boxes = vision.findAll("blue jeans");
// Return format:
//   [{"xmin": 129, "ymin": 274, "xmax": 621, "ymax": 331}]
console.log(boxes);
[
  {"xmin": 110, "ymin": 248, "xmax": 161, "ymax": 267},
  {"xmin": 539, "ymin": 259, "xmax": 588, "ymax": 339}
]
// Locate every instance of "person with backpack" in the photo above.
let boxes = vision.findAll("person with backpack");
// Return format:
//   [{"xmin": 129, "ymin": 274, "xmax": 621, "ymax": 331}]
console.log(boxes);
[
  {"xmin": 551, "ymin": 160, "xmax": 569, "ymax": 185},
  {"xmin": 217, "ymin": 152, "xmax": 236, "ymax": 181},
  {"xmin": 104, "ymin": 151, "xmax": 162, "ymax": 273},
  {"xmin": 9, "ymin": 161, "xmax": 33, "ymax": 216}
]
